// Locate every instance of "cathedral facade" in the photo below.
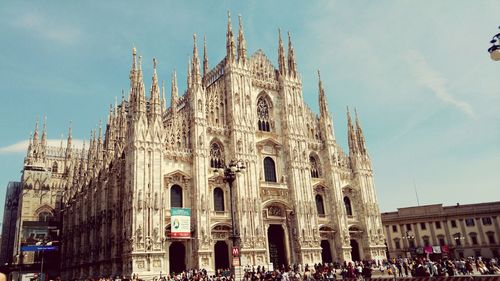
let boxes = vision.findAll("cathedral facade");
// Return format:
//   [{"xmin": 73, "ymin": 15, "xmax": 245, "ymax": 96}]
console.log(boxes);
[{"xmin": 4, "ymin": 14, "xmax": 386, "ymax": 280}]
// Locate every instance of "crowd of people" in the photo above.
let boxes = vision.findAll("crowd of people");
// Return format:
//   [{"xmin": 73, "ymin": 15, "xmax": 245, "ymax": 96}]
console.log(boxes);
[
  {"xmin": 137, "ymin": 256, "xmax": 498, "ymax": 280},
  {"xmin": 58, "ymin": 256, "xmax": 499, "ymax": 281},
  {"xmin": 382, "ymin": 256, "xmax": 499, "ymax": 277}
]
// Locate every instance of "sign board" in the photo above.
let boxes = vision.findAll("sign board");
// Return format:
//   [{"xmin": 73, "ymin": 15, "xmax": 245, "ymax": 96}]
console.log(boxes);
[
  {"xmin": 232, "ymin": 256, "xmax": 240, "ymax": 266},
  {"xmin": 171, "ymin": 208, "xmax": 191, "ymax": 238},
  {"xmin": 21, "ymin": 245, "xmax": 58, "ymax": 252},
  {"xmin": 232, "ymin": 247, "xmax": 240, "ymax": 257}
]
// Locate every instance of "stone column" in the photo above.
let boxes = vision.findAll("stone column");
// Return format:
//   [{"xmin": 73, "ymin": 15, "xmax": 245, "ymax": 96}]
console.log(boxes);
[
  {"xmin": 413, "ymin": 223, "xmax": 421, "ymax": 247},
  {"xmin": 475, "ymin": 217, "xmax": 486, "ymax": 245},
  {"xmin": 428, "ymin": 221, "xmax": 437, "ymax": 245},
  {"xmin": 459, "ymin": 219, "xmax": 470, "ymax": 246},
  {"xmin": 443, "ymin": 219, "xmax": 452, "ymax": 246},
  {"xmin": 385, "ymin": 225, "xmax": 393, "ymax": 251},
  {"xmin": 492, "ymin": 216, "xmax": 500, "ymax": 244}
]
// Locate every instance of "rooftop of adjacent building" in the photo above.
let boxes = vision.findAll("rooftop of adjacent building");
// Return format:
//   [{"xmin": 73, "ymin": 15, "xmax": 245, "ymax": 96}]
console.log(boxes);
[{"xmin": 381, "ymin": 201, "xmax": 500, "ymax": 222}]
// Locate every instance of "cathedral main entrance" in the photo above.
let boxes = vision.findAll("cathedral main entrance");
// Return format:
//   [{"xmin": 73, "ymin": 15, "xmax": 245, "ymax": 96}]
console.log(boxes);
[
  {"xmin": 320, "ymin": 240, "xmax": 333, "ymax": 263},
  {"xmin": 350, "ymin": 239, "xmax": 360, "ymax": 261},
  {"xmin": 267, "ymin": 224, "xmax": 287, "ymax": 268},
  {"xmin": 214, "ymin": 241, "xmax": 229, "ymax": 271},
  {"xmin": 169, "ymin": 242, "xmax": 186, "ymax": 274}
]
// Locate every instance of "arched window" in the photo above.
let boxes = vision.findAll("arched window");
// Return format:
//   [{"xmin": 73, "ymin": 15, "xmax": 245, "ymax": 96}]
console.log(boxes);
[
  {"xmin": 310, "ymin": 155, "xmax": 321, "ymax": 178},
  {"xmin": 315, "ymin": 194, "xmax": 325, "ymax": 216},
  {"xmin": 210, "ymin": 142, "xmax": 224, "ymax": 168},
  {"xmin": 38, "ymin": 211, "xmax": 53, "ymax": 222},
  {"xmin": 171, "ymin": 185, "xmax": 183, "ymax": 208},
  {"xmin": 213, "ymin": 187, "xmax": 225, "ymax": 212},
  {"xmin": 263, "ymin": 157, "xmax": 277, "ymax": 182},
  {"xmin": 52, "ymin": 162, "xmax": 58, "ymax": 173},
  {"xmin": 344, "ymin": 196, "xmax": 353, "ymax": 216},
  {"xmin": 257, "ymin": 97, "xmax": 271, "ymax": 132}
]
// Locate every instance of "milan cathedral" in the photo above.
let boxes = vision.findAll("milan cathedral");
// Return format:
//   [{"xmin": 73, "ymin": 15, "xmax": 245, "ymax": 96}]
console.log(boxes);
[{"xmin": 4, "ymin": 14, "xmax": 386, "ymax": 280}]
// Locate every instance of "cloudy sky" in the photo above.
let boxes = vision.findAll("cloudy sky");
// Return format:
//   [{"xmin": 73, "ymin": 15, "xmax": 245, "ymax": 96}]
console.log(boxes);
[{"xmin": 0, "ymin": 1, "xmax": 499, "ymax": 218}]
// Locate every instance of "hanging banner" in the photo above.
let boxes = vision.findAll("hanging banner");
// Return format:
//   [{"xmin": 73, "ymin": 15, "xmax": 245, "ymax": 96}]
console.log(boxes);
[
  {"xmin": 441, "ymin": 245, "xmax": 449, "ymax": 253},
  {"xmin": 171, "ymin": 208, "xmax": 191, "ymax": 238},
  {"xmin": 432, "ymin": 246, "xmax": 442, "ymax": 253},
  {"xmin": 424, "ymin": 246, "xmax": 433, "ymax": 254}
]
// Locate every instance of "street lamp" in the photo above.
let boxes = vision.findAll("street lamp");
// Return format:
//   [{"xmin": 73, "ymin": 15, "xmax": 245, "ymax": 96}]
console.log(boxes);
[
  {"xmin": 487, "ymin": 26, "xmax": 500, "ymax": 61},
  {"xmin": 213, "ymin": 159, "xmax": 246, "ymax": 277},
  {"xmin": 401, "ymin": 231, "xmax": 415, "ymax": 258}
]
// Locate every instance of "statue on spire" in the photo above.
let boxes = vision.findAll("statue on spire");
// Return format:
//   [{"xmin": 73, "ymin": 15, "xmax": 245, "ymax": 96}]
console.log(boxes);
[
  {"xmin": 278, "ymin": 29, "xmax": 287, "ymax": 76},
  {"xmin": 287, "ymin": 32, "xmax": 297, "ymax": 77},
  {"xmin": 237, "ymin": 14, "xmax": 247, "ymax": 64},
  {"xmin": 226, "ymin": 11, "xmax": 236, "ymax": 63}
]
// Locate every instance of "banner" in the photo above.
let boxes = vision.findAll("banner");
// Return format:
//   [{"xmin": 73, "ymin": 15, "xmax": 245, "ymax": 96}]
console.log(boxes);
[
  {"xmin": 424, "ymin": 246, "xmax": 433, "ymax": 254},
  {"xmin": 171, "ymin": 208, "xmax": 191, "ymax": 238},
  {"xmin": 432, "ymin": 246, "xmax": 442, "ymax": 253}
]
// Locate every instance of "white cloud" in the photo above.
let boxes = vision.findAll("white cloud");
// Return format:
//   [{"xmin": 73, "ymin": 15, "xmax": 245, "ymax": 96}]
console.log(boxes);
[
  {"xmin": 0, "ymin": 139, "xmax": 86, "ymax": 155},
  {"xmin": 13, "ymin": 12, "xmax": 80, "ymax": 45},
  {"xmin": 407, "ymin": 50, "xmax": 475, "ymax": 117}
]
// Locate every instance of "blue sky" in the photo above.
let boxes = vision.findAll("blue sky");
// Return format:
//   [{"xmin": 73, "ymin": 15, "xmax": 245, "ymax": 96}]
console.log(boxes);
[{"xmin": 0, "ymin": 1, "xmax": 499, "ymax": 218}]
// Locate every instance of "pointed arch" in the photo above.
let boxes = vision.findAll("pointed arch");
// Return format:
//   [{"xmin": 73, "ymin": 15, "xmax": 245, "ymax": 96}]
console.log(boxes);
[
  {"xmin": 309, "ymin": 153, "xmax": 322, "ymax": 178},
  {"xmin": 209, "ymin": 140, "xmax": 224, "ymax": 168},
  {"xmin": 256, "ymin": 93, "xmax": 272, "ymax": 132}
]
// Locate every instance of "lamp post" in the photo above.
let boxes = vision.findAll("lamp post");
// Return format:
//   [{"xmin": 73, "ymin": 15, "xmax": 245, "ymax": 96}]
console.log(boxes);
[
  {"xmin": 401, "ymin": 231, "xmax": 415, "ymax": 259},
  {"xmin": 213, "ymin": 159, "xmax": 246, "ymax": 278},
  {"xmin": 488, "ymin": 26, "xmax": 500, "ymax": 61},
  {"xmin": 453, "ymin": 233, "xmax": 466, "ymax": 258}
]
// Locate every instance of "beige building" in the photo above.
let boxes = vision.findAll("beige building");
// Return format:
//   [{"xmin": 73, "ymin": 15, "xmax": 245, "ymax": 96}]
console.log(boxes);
[
  {"xmin": 2, "ymin": 14, "xmax": 386, "ymax": 280},
  {"xmin": 382, "ymin": 202, "xmax": 500, "ymax": 260}
]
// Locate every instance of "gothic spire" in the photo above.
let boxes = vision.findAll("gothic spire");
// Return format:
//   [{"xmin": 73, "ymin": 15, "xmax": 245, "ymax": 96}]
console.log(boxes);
[
  {"xmin": 226, "ymin": 11, "xmax": 236, "ymax": 63},
  {"xmin": 287, "ymin": 32, "xmax": 297, "ymax": 77},
  {"xmin": 129, "ymin": 47, "xmax": 138, "ymax": 91},
  {"xmin": 41, "ymin": 115, "xmax": 47, "ymax": 147},
  {"xmin": 237, "ymin": 14, "xmax": 247, "ymax": 64},
  {"xmin": 66, "ymin": 120, "xmax": 73, "ymax": 157},
  {"xmin": 33, "ymin": 118, "xmax": 39, "ymax": 145},
  {"xmin": 278, "ymin": 29, "xmax": 287, "ymax": 76},
  {"xmin": 161, "ymin": 80, "xmax": 166, "ymax": 113},
  {"xmin": 171, "ymin": 70, "xmax": 179, "ymax": 109},
  {"xmin": 354, "ymin": 108, "xmax": 367, "ymax": 155},
  {"xmin": 347, "ymin": 107, "xmax": 358, "ymax": 154},
  {"xmin": 318, "ymin": 70, "xmax": 329, "ymax": 118},
  {"xmin": 187, "ymin": 58, "xmax": 192, "ymax": 89},
  {"xmin": 192, "ymin": 34, "xmax": 201, "ymax": 85},
  {"xmin": 203, "ymin": 35, "xmax": 209, "ymax": 77},
  {"xmin": 149, "ymin": 58, "xmax": 161, "ymax": 117}
]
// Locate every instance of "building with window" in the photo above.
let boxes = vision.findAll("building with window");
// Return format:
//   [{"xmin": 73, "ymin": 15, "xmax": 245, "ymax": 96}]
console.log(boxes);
[
  {"xmin": 1, "ymin": 14, "xmax": 386, "ymax": 280},
  {"xmin": 382, "ymin": 202, "xmax": 500, "ymax": 260}
]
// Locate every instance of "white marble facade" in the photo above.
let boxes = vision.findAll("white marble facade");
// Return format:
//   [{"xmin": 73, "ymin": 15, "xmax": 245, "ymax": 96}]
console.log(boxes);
[{"xmin": 18, "ymin": 14, "xmax": 387, "ymax": 280}]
